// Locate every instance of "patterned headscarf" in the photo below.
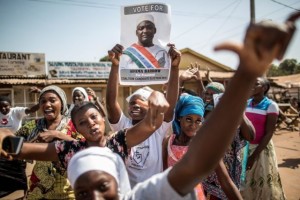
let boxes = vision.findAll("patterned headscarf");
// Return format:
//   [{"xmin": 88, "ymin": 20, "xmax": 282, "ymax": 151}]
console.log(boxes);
[
  {"xmin": 206, "ymin": 82, "xmax": 225, "ymax": 94},
  {"xmin": 172, "ymin": 94, "xmax": 204, "ymax": 136},
  {"xmin": 39, "ymin": 85, "xmax": 68, "ymax": 115},
  {"xmin": 72, "ymin": 87, "xmax": 89, "ymax": 102},
  {"xmin": 26, "ymin": 85, "xmax": 69, "ymax": 142}
]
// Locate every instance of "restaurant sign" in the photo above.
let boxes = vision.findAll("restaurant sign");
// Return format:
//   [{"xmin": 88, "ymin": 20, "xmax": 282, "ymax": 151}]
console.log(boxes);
[{"xmin": 0, "ymin": 52, "xmax": 46, "ymax": 77}]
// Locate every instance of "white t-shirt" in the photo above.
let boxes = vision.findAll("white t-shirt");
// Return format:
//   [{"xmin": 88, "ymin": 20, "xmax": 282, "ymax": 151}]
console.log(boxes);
[
  {"xmin": 0, "ymin": 107, "xmax": 27, "ymax": 133},
  {"xmin": 120, "ymin": 44, "xmax": 170, "ymax": 69},
  {"xmin": 109, "ymin": 112, "xmax": 171, "ymax": 187},
  {"xmin": 123, "ymin": 168, "xmax": 197, "ymax": 200}
]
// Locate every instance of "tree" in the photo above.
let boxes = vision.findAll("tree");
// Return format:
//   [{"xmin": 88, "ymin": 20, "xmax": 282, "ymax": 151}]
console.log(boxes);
[
  {"xmin": 99, "ymin": 56, "xmax": 110, "ymax": 62},
  {"xmin": 267, "ymin": 64, "xmax": 280, "ymax": 77},
  {"xmin": 267, "ymin": 58, "xmax": 300, "ymax": 77}
]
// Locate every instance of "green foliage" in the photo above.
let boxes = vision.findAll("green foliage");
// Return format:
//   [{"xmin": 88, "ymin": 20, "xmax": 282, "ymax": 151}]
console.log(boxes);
[
  {"xmin": 267, "ymin": 59, "xmax": 300, "ymax": 77},
  {"xmin": 99, "ymin": 56, "xmax": 110, "ymax": 62}
]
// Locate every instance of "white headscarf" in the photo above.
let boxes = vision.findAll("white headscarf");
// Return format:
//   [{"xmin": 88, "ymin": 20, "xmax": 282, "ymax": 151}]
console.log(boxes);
[
  {"xmin": 126, "ymin": 86, "xmax": 153, "ymax": 102},
  {"xmin": 72, "ymin": 87, "xmax": 89, "ymax": 102},
  {"xmin": 67, "ymin": 147, "xmax": 131, "ymax": 196}
]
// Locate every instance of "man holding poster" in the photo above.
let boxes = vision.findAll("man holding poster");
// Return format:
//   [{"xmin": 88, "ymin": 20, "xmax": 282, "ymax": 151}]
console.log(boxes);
[{"xmin": 119, "ymin": 3, "xmax": 171, "ymax": 85}]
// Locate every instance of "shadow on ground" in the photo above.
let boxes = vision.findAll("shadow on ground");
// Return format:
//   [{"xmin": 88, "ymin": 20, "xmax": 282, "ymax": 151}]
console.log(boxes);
[{"xmin": 278, "ymin": 158, "xmax": 300, "ymax": 169}]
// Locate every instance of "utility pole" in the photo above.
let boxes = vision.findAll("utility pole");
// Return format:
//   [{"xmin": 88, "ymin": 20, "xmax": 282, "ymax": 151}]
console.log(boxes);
[{"xmin": 250, "ymin": 0, "xmax": 255, "ymax": 23}]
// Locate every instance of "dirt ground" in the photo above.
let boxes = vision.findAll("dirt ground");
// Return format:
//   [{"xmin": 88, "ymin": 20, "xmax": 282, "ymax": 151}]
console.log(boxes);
[
  {"xmin": 273, "ymin": 130, "xmax": 300, "ymax": 200},
  {"xmin": 1, "ymin": 130, "xmax": 300, "ymax": 200}
]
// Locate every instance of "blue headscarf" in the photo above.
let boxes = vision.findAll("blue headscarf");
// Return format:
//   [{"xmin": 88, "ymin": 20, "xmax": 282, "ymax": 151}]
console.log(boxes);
[{"xmin": 172, "ymin": 94, "xmax": 204, "ymax": 136}]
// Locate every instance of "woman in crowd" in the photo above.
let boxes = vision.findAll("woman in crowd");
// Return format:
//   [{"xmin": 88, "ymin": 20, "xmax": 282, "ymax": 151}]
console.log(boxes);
[
  {"xmin": 61, "ymin": 13, "xmax": 298, "ymax": 199},
  {"xmin": 241, "ymin": 77, "xmax": 286, "ymax": 199},
  {"xmin": 15, "ymin": 85, "xmax": 81, "ymax": 199},
  {"xmin": 203, "ymin": 93, "xmax": 254, "ymax": 200},
  {"xmin": 162, "ymin": 94, "xmax": 207, "ymax": 200},
  {"xmin": 106, "ymin": 43, "xmax": 181, "ymax": 187},
  {"xmin": 0, "ymin": 90, "xmax": 170, "ymax": 197},
  {"xmin": 178, "ymin": 63, "xmax": 255, "ymax": 199},
  {"xmin": 0, "ymin": 95, "xmax": 39, "ymax": 198}
]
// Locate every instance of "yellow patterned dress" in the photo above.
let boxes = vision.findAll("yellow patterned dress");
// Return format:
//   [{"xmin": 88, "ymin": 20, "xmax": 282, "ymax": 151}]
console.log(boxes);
[{"xmin": 16, "ymin": 118, "xmax": 82, "ymax": 199}]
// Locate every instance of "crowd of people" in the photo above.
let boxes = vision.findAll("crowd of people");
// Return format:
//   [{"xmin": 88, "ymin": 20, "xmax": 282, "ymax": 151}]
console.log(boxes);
[{"xmin": 1, "ymin": 11, "xmax": 300, "ymax": 200}]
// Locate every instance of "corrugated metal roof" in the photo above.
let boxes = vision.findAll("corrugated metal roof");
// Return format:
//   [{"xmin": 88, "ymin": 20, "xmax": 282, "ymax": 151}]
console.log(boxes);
[
  {"xmin": 0, "ymin": 70, "xmax": 235, "ymax": 85},
  {"xmin": 179, "ymin": 70, "xmax": 235, "ymax": 79},
  {"xmin": 269, "ymin": 74, "xmax": 300, "ymax": 88}
]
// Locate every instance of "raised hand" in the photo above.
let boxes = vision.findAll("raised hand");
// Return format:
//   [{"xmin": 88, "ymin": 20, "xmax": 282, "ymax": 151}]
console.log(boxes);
[
  {"xmin": 0, "ymin": 128, "xmax": 15, "ymax": 160},
  {"xmin": 180, "ymin": 63, "xmax": 200, "ymax": 82},
  {"xmin": 108, "ymin": 44, "xmax": 124, "ymax": 66},
  {"xmin": 168, "ymin": 43, "xmax": 181, "ymax": 68},
  {"xmin": 147, "ymin": 91, "xmax": 170, "ymax": 129},
  {"xmin": 86, "ymin": 87, "xmax": 96, "ymax": 100},
  {"xmin": 29, "ymin": 86, "xmax": 41, "ymax": 94}
]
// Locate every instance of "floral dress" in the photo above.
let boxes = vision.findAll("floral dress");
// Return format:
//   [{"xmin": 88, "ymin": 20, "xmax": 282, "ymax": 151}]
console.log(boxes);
[
  {"xmin": 16, "ymin": 118, "xmax": 82, "ymax": 199},
  {"xmin": 202, "ymin": 131, "xmax": 246, "ymax": 200},
  {"xmin": 55, "ymin": 129, "xmax": 128, "ymax": 168}
]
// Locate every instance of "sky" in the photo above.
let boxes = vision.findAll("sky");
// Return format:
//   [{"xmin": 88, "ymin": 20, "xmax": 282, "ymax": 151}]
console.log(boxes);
[{"xmin": 1, "ymin": 0, "xmax": 300, "ymax": 70}]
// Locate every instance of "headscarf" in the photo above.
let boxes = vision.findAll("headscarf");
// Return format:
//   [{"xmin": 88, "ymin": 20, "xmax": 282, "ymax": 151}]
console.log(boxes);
[
  {"xmin": 172, "ymin": 94, "xmax": 204, "ymax": 136},
  {"xmin": 206, "ymin": 82, "xmax": 225, "ymax": 94},
  {"xmin": 27, "ymin": 85, "xmax": 69, "ymax": 142},
  {"xmin": 72, "ymin": 87, "xmax": 89, "ymax": 102},
  {"xmin": 126, "ymin": 86, "xmax": 153, "ymax": 102},
  {"xmin": 39, "ymin": 85, "xmax": 68, "ymax": 115},
  {"xmin": 67, "ymin": 147, "xmax": 131, "ymax": 196}
]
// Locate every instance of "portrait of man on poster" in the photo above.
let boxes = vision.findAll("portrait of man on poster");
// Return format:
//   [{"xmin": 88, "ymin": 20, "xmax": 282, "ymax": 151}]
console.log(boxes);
[{"xmin": 120, "ymin": 14, "xmax": 170, "ymax": 69}]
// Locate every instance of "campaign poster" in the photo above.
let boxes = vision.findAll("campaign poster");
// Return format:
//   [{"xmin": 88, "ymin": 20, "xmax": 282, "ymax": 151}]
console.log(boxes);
[{"xmin": 119, "ymin": 3, "xmax": 171, "ymax": 85}]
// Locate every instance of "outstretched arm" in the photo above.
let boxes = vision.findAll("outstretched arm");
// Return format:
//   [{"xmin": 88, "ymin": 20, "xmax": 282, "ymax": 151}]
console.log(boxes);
[
  {"xmin": 25, "ymin": 103, "xmax": 40, "ymax": 115},
  {"xmin": 0, "ymin": 128, "xmax": 58, "ymax": 161},
  {"xmin": 106, "ymin": 44, "xmax": 123, "ymax": 124},
  {"xmin": 164, "ymin": 44, "xmax": 181, "ymax": 122},
  {"xmin": 168, "ymin": 12, "xmax": 299, "ymax": 196}
]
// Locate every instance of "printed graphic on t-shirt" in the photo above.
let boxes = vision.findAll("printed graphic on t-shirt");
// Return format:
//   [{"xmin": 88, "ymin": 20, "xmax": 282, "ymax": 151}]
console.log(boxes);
[
  {"xmin": 128, "ymin": 145, "xmax": 149, "ymax": 169},
  {"xmin": 1, "ymin": 118, "xmax": 8, "ymax": 125}
]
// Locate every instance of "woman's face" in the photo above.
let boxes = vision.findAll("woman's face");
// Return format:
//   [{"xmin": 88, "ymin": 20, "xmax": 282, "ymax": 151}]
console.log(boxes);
[
  {"xmin": 251, "ymin": 78, "xmax": 265, "ymax": 96},
  {"xmin": 0, "ymin": 101, "xmax": 11, "ymax": 115},
  {"xmin": 74, "ymin": 170, "xmax": 119, "ymax": 200},
  {"xmin": 204, "ymin": 88, "xmax": 216, "ymax": 104},
  {"xmin": 39, "ymin": 92, "xmax": 62, "ymax": 121},
  {"xmin": 73, "ymin": 90, "xmax": 86, "ymax": 105},
  {"xmin": 179, "ymin": 114, "xmax": 202, "ymax": 137},
  {"xmin": 73, "ymin": 107, "xmax": 105, "ymax": 143},
  {"xmin": 128, "ymin": 95, "xmax": 148, "ymax": 121}
]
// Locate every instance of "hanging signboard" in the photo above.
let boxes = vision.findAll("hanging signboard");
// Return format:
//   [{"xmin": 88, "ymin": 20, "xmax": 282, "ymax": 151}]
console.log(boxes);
[
  {"xmin": 0, "ymin": 52, "xmax": 46, "ymax": 77},
  {"xmin": 48, "ymin": 61, "xmax": 111, "ymax": 79}
]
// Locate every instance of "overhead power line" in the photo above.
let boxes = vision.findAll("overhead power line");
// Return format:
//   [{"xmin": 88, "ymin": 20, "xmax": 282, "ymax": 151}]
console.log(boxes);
[
  {"xmin": 270, "ymin": 0, "xmax": 300, "ymax": 11},
  {"xmin": 172, "ymin": 0, "xmax": 241, "ymax": 41}
]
